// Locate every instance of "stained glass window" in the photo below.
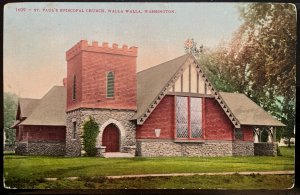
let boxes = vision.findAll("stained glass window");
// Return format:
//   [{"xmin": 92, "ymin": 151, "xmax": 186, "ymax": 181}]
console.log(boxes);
[
  {"xmin": 176, "ymin": 96, "xmax": 202, "ymax": 139},
  {"xmin": 190, "ymin": 97, "xmax": 202, "ymax": 138},
  {"xmin": 176, "ymin": 96, "xmax": 188, "ymax": 138}
]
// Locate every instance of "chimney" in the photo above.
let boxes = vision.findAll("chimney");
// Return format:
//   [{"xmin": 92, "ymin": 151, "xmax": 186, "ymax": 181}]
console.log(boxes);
[{"xmin": 63, "ymin": 77, "xmax": 67, "ymax": 86}]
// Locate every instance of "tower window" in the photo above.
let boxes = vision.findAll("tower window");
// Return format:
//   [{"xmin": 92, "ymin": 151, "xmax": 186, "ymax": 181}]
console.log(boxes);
[
  {"xmin": 106, "ymin": 72, "xmax": 114, "ymax": 98},
  {"xmin": 72, "ymin": 121, "xmax": 76, "ymax": 139},
  {"xmin": 72, "ymin": 75, "xmax": 76, "ymax": 100}
]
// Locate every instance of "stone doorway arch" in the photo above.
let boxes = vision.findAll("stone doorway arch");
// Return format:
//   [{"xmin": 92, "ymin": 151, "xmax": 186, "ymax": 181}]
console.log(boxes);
[
  {"xmin": 102, "ymin": 124, "xmax": 120, "ymax": 152},
  {"xmin": 96, "ymin": 118, "xmax": 126, "ymax": 151}
]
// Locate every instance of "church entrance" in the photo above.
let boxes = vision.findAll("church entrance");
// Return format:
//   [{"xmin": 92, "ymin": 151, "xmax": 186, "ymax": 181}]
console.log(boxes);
[{"xmin": 102, "ymin": 124, "xmax": 120, "ymax": 152}]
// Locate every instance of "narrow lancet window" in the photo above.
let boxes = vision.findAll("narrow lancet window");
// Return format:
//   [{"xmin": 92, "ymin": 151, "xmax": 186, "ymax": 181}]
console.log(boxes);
[{"xmin": 107, "ymin": 72, "xmax": 114, "ymax": 98}]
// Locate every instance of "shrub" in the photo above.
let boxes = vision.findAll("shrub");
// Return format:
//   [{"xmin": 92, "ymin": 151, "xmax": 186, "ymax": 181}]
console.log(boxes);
[
  {"xmin": 82, "ymin": 116, "xmax": 99, "ymax": 156},
  {"xmin": 277, "ymin": 147, "xmax": 282, "ymax": 156}
]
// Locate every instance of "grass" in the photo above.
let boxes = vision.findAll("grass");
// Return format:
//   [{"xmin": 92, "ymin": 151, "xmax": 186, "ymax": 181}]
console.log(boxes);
[
  {"xmin": 3, "ymin": 146, "xmax": 294, "ymax": 189},
  {"xmin": 34, "ymin": 174, "xmax": 294, "ymax": 189}
]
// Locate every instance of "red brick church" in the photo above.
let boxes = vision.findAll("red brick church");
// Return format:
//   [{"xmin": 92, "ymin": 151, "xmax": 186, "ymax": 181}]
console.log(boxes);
[{"xmin": 12, "ymin": 40, "xmax": 285, "ymax": 157}]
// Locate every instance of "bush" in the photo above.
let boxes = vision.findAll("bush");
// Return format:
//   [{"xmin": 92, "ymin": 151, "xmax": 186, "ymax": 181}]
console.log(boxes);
[
  {"xmin": 82, "ymin": 116, "xmax": 99, "ymax": 156},
  {"xmin": 277, "ymin": 147, "xmax": 282, "ymax": 156}
]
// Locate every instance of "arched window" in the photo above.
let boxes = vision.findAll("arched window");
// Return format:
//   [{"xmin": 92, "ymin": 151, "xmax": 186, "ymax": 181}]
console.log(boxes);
[
  {"xmin": 106, "ymin": 72, "xmax": 114, "ymax": 98},
  {"xmin": 72, "ymin": 75, "xmax": 76, "ymax": 100}
]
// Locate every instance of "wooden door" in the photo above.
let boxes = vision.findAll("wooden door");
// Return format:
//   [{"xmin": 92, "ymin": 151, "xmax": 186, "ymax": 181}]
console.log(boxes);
[{"xmin": 102, "ymin": 124, "xmax": 120, "ymax": 152}]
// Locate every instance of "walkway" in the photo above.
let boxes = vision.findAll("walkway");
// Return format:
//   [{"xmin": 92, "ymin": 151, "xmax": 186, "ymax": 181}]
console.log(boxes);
[
  {"xmin": 106, "ymin": 170, "xmax": 294, "ymax": 179},
  {"xmin": 103, "ymin": 152, "xmax": 135, "ymax": 158},
  {"xmin": 44, "ymin": 170, "xmax": 294, "ymax": 181}
]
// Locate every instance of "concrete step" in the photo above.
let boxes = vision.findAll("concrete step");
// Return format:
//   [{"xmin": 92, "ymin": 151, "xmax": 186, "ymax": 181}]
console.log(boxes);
[{"xmin": 103, "ymin": 152, "xmax": 135, "ymax": 158}]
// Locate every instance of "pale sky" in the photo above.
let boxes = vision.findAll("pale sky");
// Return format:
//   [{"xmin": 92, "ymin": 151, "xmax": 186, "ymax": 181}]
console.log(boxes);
[{"xmin": 4, "ymin": 2, "xmax": 243, "ymax": 99}]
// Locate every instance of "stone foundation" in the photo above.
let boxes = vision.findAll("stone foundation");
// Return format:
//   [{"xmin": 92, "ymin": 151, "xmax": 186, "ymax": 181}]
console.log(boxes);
[
  {"xmin": 4, "ymin": 145, "xmax": 15, "ymax": 152},
  {"xmin": 232, "ymin": 141, "xmax": 254, "ymax": 156},
  {"xmin": 15, "ymin": 142, "xmax": 28, "ymax": 155},
  {"xmin": 15, "ymin": 141, "xmax": 65, "ymax": 156},
  {"xmin": 254, "ymin": 142, "xmax": 277, "ymax": 156},
  {"xmin": 123, "ymin": 146, "xmax": 136, "ymax": 155},
  {"xmin": 96, "ymin": 146, "xmax": 106, "ymax": 157},
  {"xmin": 136, "ymin": 140, "xmax": 254, "ymax": 157},
  {"xmin": 65, "ymin": 108, "xmax": 136, "ymax": 157}
]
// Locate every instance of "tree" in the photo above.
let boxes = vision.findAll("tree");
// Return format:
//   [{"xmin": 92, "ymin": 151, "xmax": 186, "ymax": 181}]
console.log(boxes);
[
  {"xmin": 188, "ymin": 3, "xmax": 296, "ymax": 143},
  {"xmin": 236, "ymin": 3, "xmax": 296, "ymax": 143},
  {"xmin": 280, "ymin": 99, "xmax": 295, "ymax": 147},
  {"xmin": 81, "ymin": 116, "xmax": 99, "ymax": 156},
  {"xmin": 4, "ymin": 92, "xmax": 18, "ymax": 147}
]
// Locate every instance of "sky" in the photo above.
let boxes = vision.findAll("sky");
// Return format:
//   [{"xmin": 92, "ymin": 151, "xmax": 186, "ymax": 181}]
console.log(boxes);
[{"xmin": 4, "ymin": 2, "xmax": 243, "ymax": 99}]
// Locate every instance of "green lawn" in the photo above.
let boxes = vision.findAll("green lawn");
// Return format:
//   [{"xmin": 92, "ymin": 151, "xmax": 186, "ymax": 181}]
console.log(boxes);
[
  {"xmin": 34, "ymin": 174, "xmax": 294, "ymax": 189},
  {"xmin": 4, "ymin": 146, "xmax": 294, "ymax": 189}
]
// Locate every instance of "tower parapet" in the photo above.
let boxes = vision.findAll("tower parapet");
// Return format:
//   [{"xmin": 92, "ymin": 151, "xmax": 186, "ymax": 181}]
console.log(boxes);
[{"xmin": 66, "ymin": 40, "xmax": 138, "ymax": 61}]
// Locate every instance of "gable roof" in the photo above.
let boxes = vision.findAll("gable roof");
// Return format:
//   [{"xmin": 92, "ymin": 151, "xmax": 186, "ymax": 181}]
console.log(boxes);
[
  {"xmin": 132, "ymin": 53, "xmax": 284, "ymax": 128},
  {"xmin": 19, "ymin": 98, "xmax": 39, "ymax": 118},
  {"xmin": 132, "ymin": 53, "xmax": 241, "ymax": 127},
  {"xmin": 219, "ymin": 92, "xmax": 285, "ymax": 127},
  {"xmin": 14, "ymin": 54, "xmax": 284, "ymax": 128},
  {"xmin": 20, "ymin": 86, "xmax": 66, "ymax": 126},
  {"xmin": 132, "ymin": 54, "xmax": 191, "ymax": 120}
]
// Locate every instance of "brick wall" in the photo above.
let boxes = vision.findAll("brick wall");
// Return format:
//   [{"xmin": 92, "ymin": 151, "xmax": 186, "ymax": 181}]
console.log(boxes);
[
  {"xmin": 15, "ymin": 126, "xmax": 20, "ymax": 141},
  {"xmin": 18, "ymin": 125, "xmax": 66, "ymax": 142},
  {"xmin": 202, "ymin": 98, "xmax": 234, "ymax": 140},
  {"xmin": 67, "ymin": 53, "xmax": 83, "ymax": 110},
  {"xmin": 66, "ymin": 40, "xmax": 137, "ymax": 111},
  {"xmin": 136, "ymin": 95, "xmax": 175, "ymax": 139},
  {"xmin": 137, "ymin": 96, "xmax": 235, "ymax": 141},
  {"xmin": 242, "ymin": 126, "xmax": 254, "ymax": 141}
]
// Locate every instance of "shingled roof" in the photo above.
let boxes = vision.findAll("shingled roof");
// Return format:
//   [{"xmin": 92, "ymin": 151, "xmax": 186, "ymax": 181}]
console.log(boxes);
[
  {"xmin": 219, "ymin": 92, "xmax": 285, "ymax": 127},
  {"xmin": 10, "ymin": 98, "xmax": 40, "ymax": 128},
  {"xmin": 14, "ymin": 54, "xmax": 284, "ymax": 128},
  {"xmin": 132, "ymin": 54, "xmax": 191, "ymax": 119},
  {"xmin": 20, "ymin": 86, "xmax": 66, "ymax": 126},
  {"xmin": 132, "ymin": 54, "xmax": 284, "ymax": 127},
  {"xmin": 19, "ymin": 98, "xmax": 39, "ymax": 118}
]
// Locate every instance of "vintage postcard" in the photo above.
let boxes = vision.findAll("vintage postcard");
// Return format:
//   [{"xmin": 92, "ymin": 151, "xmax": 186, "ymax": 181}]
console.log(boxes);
[{"xmin": 3, "ymin": 2, "xmax": 296, "ymax": 190}]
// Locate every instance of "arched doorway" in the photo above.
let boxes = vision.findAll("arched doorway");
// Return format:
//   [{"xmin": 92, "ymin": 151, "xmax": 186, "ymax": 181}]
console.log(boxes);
[{"xmin": 102, "ymin": 124, "xmax": 120, "ymax": 152}]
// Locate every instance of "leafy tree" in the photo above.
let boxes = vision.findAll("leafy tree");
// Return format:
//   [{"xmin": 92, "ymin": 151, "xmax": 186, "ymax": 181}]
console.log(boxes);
[
  {"xmin": 4, "ymin": 92, "xmax": 18, "ymax": 147},
  {"xmin": 236, "ymin": 3, "xmax": 296, "ymax": 144},
  {"xmin": 82, "ymin": 116, "xmax": 99, "ymax": 156},
  {"xmin": 280, "ymin": 99, "xmax": 295, "ymax": 146},
  {"xmin": 188, "ymin": 3, "xmax": 296, "ymax": 143}
]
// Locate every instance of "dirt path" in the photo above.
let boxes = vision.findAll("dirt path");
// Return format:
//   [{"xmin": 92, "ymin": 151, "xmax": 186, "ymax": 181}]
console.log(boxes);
[
  {"xmin": 106, "ymin": 170, "xmax": 294, "ymax": 179},
  {"xmin": 44, "ymin": 170, "xmax": 294, "ymax": 181}
]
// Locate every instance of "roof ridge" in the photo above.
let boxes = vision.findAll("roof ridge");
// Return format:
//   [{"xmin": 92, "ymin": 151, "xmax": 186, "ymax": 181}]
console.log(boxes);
[
  {"xmin": 137, "ymin": 53, "xmax": 191, "ymax": 74},
  {"xmin": 52, "ymin": 85, "xmax": 65, "ymax": 87},
  {"xmin": 219, "ymin": 91, "xmax": 244, "ymax": 95},
  {"xmin": 19, "ymin": 97, "xmax": 39, "ymax": 101}
]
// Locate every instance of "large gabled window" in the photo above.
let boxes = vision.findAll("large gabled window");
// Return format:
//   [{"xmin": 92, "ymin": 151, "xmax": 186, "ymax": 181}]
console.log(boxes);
[
  {"xmin": 106, "ymin": 71, "xmax": 114, "ymax": 98},
  {"xmin": 176, "ymin": 96, "xmax": 202, "ymax": 139},
  {"xmin": 72, "ymin": 75, "xmax": 76, "ymax": 100}
]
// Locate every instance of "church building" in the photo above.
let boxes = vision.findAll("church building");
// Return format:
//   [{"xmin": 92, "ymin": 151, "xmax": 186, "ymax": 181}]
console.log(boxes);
[{"xmin": 12, "ymin": 40, "xmax": 285, "ymax": 157}]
